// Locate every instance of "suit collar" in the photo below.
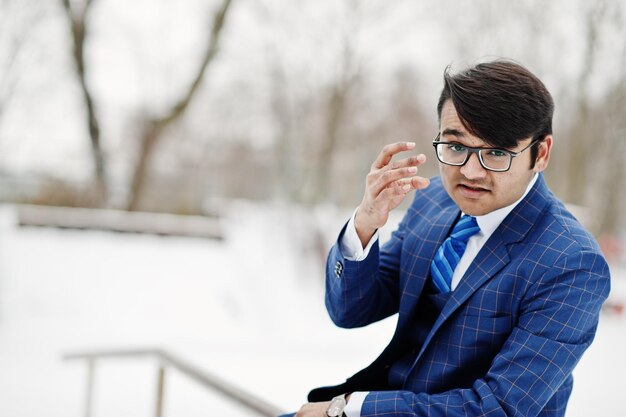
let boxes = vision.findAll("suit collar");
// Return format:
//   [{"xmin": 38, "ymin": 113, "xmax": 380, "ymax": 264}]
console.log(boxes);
[
  {"xmin": 473, "ymin": 173, "xmax": 538, "ymax": 241},
  {"xmin": 495, "ymin": 172, "xmax": 551, "ymax": 245}
]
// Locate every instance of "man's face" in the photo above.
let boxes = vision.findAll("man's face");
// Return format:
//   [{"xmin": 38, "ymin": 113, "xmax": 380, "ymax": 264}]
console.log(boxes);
[{"xmin": 438, "ymin": 100, "xmax": 549, "ymax": 216}]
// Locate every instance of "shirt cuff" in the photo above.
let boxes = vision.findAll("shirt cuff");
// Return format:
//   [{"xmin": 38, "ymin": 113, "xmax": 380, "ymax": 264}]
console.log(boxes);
[
  {"xmin": 344, "ymin": 391, "xmax": 368, "ymax": 417},
  {"xmin": 339, "ymin": 208, "xmax": 379, "ymax": 261}
]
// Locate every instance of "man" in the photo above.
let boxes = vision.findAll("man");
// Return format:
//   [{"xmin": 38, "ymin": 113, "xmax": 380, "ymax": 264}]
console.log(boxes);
[{"xmin": 285, "ymin": 60, "xmax": 610, "ymax": 417}]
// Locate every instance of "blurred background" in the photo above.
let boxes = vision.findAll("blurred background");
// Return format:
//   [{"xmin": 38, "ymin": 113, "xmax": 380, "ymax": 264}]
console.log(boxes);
[{"xmin": 0, "ymin": 0, "xmax": 625, "ymax": 416}]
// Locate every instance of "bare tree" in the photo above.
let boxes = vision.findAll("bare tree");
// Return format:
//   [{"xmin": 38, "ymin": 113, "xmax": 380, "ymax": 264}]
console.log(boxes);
[
  {"xmin": 551, "ymin": 0, "xmax": 626, "ymax": 240},
  {"xmin": 60, "ymin": 0, "xmax": 108, "ymax": 206},
  {"xmin": 560, "ymin": 1, "xmax": 609, "ymax": 207},
  {"xmin": 267, "ymin": 49, "xmax": 298, "ymax": 202},
  {"xmin": 126, "ymin": 0, "xmax": 234, "ymax": 211},
  {"xmin": 0, "ymin": 0, "xmax": 45, "ymax": 127},
  {"xmin": 305, "ymin": 42, "xmax": 360, "ymax": 204},
  {"xmin": 594, "ymin": 107, "xmax": 626, "ymax": 236},
  {"xmin": 588, "ymin": 2, "xmax": 626, "ymax": 237},
  {"xmin": 263, "ymin": 1, "xmax": 432, "ymax": 206},
  {"xmin": 298, "ymin": 1, "xmax": 365, "ymax": 205},
  {"xmin": 0, "ymin": 1, "xmax": 21, "ymax": 126}
]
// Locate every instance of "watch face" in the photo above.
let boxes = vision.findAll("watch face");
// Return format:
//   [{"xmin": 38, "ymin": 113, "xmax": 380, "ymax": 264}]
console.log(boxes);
[{"xmin": 327, "ymin": 396, "xmax": 346, "ymax": 417}]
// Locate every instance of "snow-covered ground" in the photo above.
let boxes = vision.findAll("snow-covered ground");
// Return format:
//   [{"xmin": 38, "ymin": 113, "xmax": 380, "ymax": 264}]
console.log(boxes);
[{"xmin": 0, "ymin": 203, "xmax": 624, "ymax": 417}]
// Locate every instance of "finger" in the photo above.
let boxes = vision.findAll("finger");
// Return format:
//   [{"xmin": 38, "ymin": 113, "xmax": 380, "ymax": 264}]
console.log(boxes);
[
  {"xmin": 377, "ymin": 175, "xmax": 430, "ymax": 200},
  {"xmin": 366, "ymin": 154, "xmax": 426, "ymax": 194},
  {"xmin": 372, "ymin": 141, "xmax": 416, "ymax": 170},
  {"xmin": 392, "ymin": 176, "xmax": 430, "ymax": 192},
  {"xmin": 411, "ymin": 175, "xmax": 430, "ymax": 190},
  {"xmin": 375, "ymin": 176, "xmax": 430, "ymax": 208},
  {"xmin": 386, "ymin": 154, "xmax": 427, "ymax": 171},
  {"xmin": 376, "ymin": 180, "xmax": 413, "ymax": 204},
  {"xmin": 372, "ymin": 166, "xmax": 419, "ymax": 197}
]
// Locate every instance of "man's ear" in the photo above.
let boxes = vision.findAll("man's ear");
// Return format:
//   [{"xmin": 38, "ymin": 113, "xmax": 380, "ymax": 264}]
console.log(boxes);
[{"xmin": 533, "ymin": 135, "xmax": 553, "ymax": 172}]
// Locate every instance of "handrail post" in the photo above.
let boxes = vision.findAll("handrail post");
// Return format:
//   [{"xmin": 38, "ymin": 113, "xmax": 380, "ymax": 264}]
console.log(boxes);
[
  {"xmin": 64, "ymin": 348, "xmax": 285, "ymax": 416},
  {"xmin": 85, "ymin": 359, "xmax": 95, "ymax": 417},
  {"xmin": 155, "ymin": 364, "xmax": 166, "ymax": 417}
]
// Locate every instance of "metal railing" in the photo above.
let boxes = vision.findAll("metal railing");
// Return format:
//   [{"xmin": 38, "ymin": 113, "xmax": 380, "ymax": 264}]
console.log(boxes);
[{"xmin": 64, "ymin": 348, "xmax": 284, "ymax": 417}]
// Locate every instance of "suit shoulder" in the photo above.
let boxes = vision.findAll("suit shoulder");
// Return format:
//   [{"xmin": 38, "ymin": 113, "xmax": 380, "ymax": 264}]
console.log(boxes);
[{"xmin": 532, "ymin": 197, "xmax": 603, "ymax": 258}]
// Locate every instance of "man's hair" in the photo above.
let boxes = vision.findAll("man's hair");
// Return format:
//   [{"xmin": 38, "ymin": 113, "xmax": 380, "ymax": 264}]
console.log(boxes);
[{"xmin": 436, "ymin": 60, "xmax": 554, "ymax": 167}]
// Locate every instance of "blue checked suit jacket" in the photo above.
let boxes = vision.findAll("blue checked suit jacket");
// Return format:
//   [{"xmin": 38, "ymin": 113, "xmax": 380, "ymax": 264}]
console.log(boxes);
[{"xmin": 311, "ymin": 174, "xmax": 610, "ymax": 417}]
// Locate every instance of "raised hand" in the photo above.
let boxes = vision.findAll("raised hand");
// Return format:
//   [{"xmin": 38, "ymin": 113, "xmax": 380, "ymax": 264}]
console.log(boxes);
[{"xmin": 354, "ymin": 142, "xmax": 430, "ymax": 246}]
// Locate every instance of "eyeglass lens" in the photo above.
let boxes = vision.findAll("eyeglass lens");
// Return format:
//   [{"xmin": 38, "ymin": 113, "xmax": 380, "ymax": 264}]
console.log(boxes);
[{"xmin": 436, "ymin": 144, "xmax": 511, "ymax": 171}]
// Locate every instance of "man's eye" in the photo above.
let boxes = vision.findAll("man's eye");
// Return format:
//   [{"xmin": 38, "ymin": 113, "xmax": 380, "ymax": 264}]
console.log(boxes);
[
  {"xmin": 487, "ymin": 149, "xmax": 507, "ymax": 157},
  {"xmin": 448, "ymin": 144, "xmax": 466, "ymax": 153}
]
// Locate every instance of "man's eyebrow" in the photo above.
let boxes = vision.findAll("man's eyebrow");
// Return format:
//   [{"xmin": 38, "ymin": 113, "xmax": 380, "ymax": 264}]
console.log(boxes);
[{"xmin": 441, "ymin": 128, "xmax": 466, "ymax": 138}]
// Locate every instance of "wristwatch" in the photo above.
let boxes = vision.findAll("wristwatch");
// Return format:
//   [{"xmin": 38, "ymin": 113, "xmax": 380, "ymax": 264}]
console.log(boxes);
[{"xmin": 326, "ymin": 393, "xmax": 348, "ymax": 417}]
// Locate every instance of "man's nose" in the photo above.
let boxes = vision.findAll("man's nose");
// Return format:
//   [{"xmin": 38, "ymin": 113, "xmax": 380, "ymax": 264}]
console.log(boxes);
[{"xmin": 459, "ymin": 152, "xmax": 487, "ymax": 179}]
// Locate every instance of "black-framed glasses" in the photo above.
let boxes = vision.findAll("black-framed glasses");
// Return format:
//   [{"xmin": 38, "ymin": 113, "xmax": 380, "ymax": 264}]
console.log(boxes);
[{"xmin": 432, "ymin": 133, "xmax": 539, "ymax": 172}]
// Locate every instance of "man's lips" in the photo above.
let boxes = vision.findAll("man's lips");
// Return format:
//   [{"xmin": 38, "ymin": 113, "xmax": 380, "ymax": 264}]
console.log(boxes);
[
  {"xmin": 457, "ymin": 183, "xmax": 490, "ymax": 198},
  {"xmin": 459, "ymin": 183, "xmax": 489, "ymax": 191}
]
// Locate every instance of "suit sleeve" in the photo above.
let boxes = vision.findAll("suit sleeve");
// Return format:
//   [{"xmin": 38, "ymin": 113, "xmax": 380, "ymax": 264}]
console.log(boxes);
[
  {"xmin": 325, "ymin": 202, "xmax": 416, "ymax": 329},
  {"xmin": 359, "ymin": 249, "xmax": 610, "ymax": 417}
]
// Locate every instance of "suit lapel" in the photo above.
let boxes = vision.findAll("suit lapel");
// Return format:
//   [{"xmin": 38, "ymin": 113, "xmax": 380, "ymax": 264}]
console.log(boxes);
[
  {"xmin": 406, "ymin": 174, "xmax": 552, "ymax": 378},
  {"xmin": 397, "ymin": 202, "xmax": 460, "ymax": 326},
  {"xmin": 432, "ymin": 229, "xmax": 510, "ymax": 334}
]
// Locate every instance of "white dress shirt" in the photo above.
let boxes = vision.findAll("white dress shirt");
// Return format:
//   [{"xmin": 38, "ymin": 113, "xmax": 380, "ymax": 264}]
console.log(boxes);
[{"xmin": 340, "ymin": 174, "xmax": 538, "ymax": 416}]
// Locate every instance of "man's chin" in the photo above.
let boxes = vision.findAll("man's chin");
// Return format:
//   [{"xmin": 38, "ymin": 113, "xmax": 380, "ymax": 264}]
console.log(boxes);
[{"xmin": 452, "ymin": 195, "xmax": 491, "ymax": 216}]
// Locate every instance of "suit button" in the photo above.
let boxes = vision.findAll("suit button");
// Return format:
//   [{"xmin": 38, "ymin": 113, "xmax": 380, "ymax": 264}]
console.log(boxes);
[{"xmin": 334, "ymin": 261, "xmax": 343, "ymax": 278}]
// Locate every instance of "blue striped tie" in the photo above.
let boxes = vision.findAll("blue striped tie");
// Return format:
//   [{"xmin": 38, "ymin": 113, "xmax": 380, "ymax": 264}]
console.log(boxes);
[{"xmin": 430, "ymin": 215, "xmax": 481, "ymax": 293}]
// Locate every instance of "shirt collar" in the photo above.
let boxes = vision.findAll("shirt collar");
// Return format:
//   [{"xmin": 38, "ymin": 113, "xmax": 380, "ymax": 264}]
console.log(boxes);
[{"xmin": 465, "ymin": 173, "xmax": 538, "ymax": 240}]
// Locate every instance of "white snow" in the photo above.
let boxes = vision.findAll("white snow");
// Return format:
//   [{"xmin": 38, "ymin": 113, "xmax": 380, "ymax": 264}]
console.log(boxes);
[{"xmin": 0, "ymin": 203, "xmax": 623, "ymax": 416}]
